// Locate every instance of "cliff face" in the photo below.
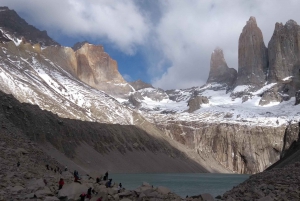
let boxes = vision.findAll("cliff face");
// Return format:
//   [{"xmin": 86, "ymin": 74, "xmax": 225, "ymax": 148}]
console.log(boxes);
[
  {"xmin": 267, "ymin": 20, "xmax": 300, "ymax": 95},
  {"xmin": 41, "ymin": 42, "xmax": 134, "ymax": 98},
  {"xmin": 206, "ymin": 48, "xmax": 237, "ymax": 87},
  {"xmin": 157, "ymin": 121, "xmax": 299, "ymax": 174},
  {"xmin": 74, "ymin": 43, "xmax": 133, "ymax": 97},
  {"xmin": 236, "ymin": 17, "xmax": 268, "ymax": 89}
]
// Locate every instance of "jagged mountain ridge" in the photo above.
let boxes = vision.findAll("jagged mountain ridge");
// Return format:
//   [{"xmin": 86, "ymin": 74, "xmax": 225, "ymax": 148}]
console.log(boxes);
[
  {"xmin": 0, "ymin": 7, "xmax": 230, "ymax": 174},
  {"xmin": 119, "ymin": 17, "xmax": 300, "ymax": 174},
  {"xmin": 0, "ymin": 6, "xmax": 59, "ymax": 46},
  {"xmin": 0, "ymin": 6, "xmax": 300, "ymax": 174}
]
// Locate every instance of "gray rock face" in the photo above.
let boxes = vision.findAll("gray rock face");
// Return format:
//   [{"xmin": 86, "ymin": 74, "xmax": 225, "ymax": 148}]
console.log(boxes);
[
  {"xmin": 236, "ymin": 17, "xmax": 268, "ymax": 89},
  {"xmin": 187, "ymin": 96, "xmax": 209, "ymax": 113},
  {"xmin": 267, "ymin": 20, "xmax": 300, "ymax": 95},
  {"xmin": 207, "ymin": 48, "xmax": 237, "ymax": 87},
  {"xmin": 129, "ymin": 79, "xmax": 153, "ymax": 91},
  {"xmin": 158, "ymin": 120, "xmax": 296, "ymax": 174},
  {"xmin": 259, "ymin": 91, "xmax": 282, "ymax": 106}
]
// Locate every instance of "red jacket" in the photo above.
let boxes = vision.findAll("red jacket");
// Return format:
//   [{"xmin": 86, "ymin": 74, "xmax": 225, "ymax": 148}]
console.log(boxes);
[{"xmin": 59, "ymin": 179, "xmax": 64, "ymax": 186}]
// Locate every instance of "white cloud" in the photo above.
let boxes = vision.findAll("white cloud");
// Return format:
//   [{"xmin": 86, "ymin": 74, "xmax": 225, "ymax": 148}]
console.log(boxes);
[
  {"xmin": 1, "ymin": 0, "xmax": 150, "ymax": 54},
  {"xmin": 2, "ymin": 0, "xmax": 300, "ymax": 89}
]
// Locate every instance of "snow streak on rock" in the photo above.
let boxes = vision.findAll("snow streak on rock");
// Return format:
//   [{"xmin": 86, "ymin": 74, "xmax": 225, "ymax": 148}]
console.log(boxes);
[{"xmin": 0, "ymin": 41, "xmax": 134, "ymax": 125}]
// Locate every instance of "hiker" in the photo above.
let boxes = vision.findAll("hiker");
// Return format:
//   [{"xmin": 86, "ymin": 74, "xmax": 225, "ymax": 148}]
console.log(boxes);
[
  {"xmin": 86, "ymin": 187, "xmax": 92, "ymax": 200},
  {"xmin": 64, "ymin": 166, "xmax": 68, "ymax": 171},
  {"xmin": 74, "ymin": 171, "xmax": 81, "ymax": 184},
  {"xmin": 104, "ymin": 171, "xmax": 108, "ymax": 181},
  {"xmin": 105, "ymin": 179, "xmax": 112, "ymax": 188},
  {"xmin": 43, "ymin": 179, "xmax": 47, "ymax": 186},
  {"xmin": 58, "ymin": 178, "xmax": 64, "ymax": 190},
  {"xmin": 96, "ymin": 177, "xmax": 100, "ymax": 183},
  {"xmin": 17, "ymin": 161, "xmax": 20, "ymax": 167},
  {"xmin": 46, "ymin": 164, "xmax": 49, "ymax": 170},
  {"xmin": 118, "ymin": 183, "xmax": 122, "ymax": 193},
  {"xmin": 79, "ymin": 193, "xmax": 86, "ymax": 201}
]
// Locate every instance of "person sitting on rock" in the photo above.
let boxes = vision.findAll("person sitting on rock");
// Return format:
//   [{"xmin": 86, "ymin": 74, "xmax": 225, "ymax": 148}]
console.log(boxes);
[
  {"xmin": 58, "ymin": 178, "xmax": 64, "ymax": 190},
  {"xmin": 79, "ymin": 193, "xmax": 86, "ymax": 201},
  {"xmin": 64, "ymin": 166, "xmax": 68, "ymax": 171},
  {"xmin": 118, "ymin": 183, "xmax": 122, "ymax": 193},
  {"xmin": 105, "ymin": 179, "xmax": 112, "ymax": 188}
]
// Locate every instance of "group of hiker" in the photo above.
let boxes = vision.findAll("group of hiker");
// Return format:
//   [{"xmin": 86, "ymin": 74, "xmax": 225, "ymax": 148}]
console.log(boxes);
[
  {"xmin": 55, "ymin": 169, "xmax": 123, "ymax": 200},
  {"xmin": 45, "ymin": 164, "xmax": 62, "ymax": 174}
]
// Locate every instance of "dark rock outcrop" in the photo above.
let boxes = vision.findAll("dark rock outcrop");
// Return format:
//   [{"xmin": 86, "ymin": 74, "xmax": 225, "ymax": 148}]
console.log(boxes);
[
  {"xmin": 187, "ymin": 96, "xmax": 209, "ymax": 113},
  {"xmin": 259, "ymin": 90, "xmax": 283, "ymax": 106},
  {"xmin": 207, "ymin": 48, "xmax": 237, "ymax": 87},
  {"xmin": 235, "ymin": 17, "xmax": 268, "ymax": 89},
  {"xmin": 129, "ymin": 79, "xmax": 153, "ymax": 91},
  {"xmin": 0, "ymin": 29, "xmax": 11, "ymax": 43},
  {"xmin": 0, "ymin": 6, "xmax": 59, "ymax": 46},
  {"xmin": 296, "ymin": 91, "xmax": 300, "ymax": 105},
  {"xmin": 267, "ymin": 20, "xmax": 300, "ymax": 95}
]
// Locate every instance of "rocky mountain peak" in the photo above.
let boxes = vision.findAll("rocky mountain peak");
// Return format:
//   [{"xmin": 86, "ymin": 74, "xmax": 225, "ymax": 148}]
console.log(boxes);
[
  {"xmin": 0, "ymin": 7, "xmax": 59, "ymax": 46},
  {"xmin": 73, "ymin": 42, "xmax": 133, "ymax": 97},
  {"xmin": 235, "ymin": 16, "xmax": 268, "ymax": 90},
  {"xmin": 286, "ymin": 19, "xmax": 298, "ymax": 27},
  {"xmin": 72, "ymin": 41, "xmax": 91, "ymax": 51},
  {"xmin": 129, "ymin": 79, "xmax": 153, "ymax": 91},
  {"xmin": 247, "ymin": 16, "xmax": 257, "ymax": 25},
  {"xmin": 267, "ymin": 19, "xmax": 300, "ymax": 95},
  {"xmin": 206, "ymin": 47, "xmax": 237, "ymax": 87}
]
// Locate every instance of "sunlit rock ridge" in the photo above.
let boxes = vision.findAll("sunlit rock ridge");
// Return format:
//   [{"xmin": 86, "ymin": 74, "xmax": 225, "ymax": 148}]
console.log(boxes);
[{"xmin": 0, "ymin": 7, "xmax": 300, "ymax": 174}]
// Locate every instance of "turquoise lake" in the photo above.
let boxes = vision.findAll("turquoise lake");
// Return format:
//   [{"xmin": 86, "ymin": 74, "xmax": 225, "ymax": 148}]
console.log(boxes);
[{"xmin": 109, "ymin": 173, "xmax": 250, "ymax": 198}]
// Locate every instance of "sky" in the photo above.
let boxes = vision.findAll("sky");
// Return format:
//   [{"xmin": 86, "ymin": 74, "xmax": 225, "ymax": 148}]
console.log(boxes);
[{"xmin": 1, "ymin": 0, "xmax": 300, "ymax": 90}]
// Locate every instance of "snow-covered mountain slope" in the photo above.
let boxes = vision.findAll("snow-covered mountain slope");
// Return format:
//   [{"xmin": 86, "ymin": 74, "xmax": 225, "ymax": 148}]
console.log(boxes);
[
  {"xmin": 0, "ymin": 41, "xmax": 134, "ymax": 125},
  {"xmin": 121, "ymin": 83, "xmax": 300, "ymax": 127}
]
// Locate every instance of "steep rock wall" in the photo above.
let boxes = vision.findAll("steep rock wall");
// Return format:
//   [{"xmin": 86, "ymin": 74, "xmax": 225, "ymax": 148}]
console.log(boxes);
[
  {"xmin": 157, "ymin": 121, "xmax": 299, "ymax": 174},
  {"xmin": 267, "ymin": 20, "xmax": 300, "ymax": 96}
]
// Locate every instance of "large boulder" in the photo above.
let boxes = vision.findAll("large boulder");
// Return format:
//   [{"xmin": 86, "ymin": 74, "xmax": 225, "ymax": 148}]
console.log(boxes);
[
  {"xmin": 35, "ymin": 187, "xmax": 54, "ymax": 198},
  {"xmin": 187, "ymin": 96, "xmax": 209, "ymax": 113},
  {"xmin": 26, "ymin": 178, "xmax": 45, "ymax": 191},
  {"xmin": 236, "ymin": 16, "xmax": 268, "ymax": 89},
  {"xmin": 58, "ymin": 182, "xmax": 91, "ymax": 200},
  {"xmin": 259, "ymin": 91, "xmax": 282, "ymax": 106},
  {"xmin": 207, "ymin": 47, "xmax": 237, "ymax": 87},
  {"xmin": 156, "ymin": 186, "xmax": 171, "ymax": 195}
]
